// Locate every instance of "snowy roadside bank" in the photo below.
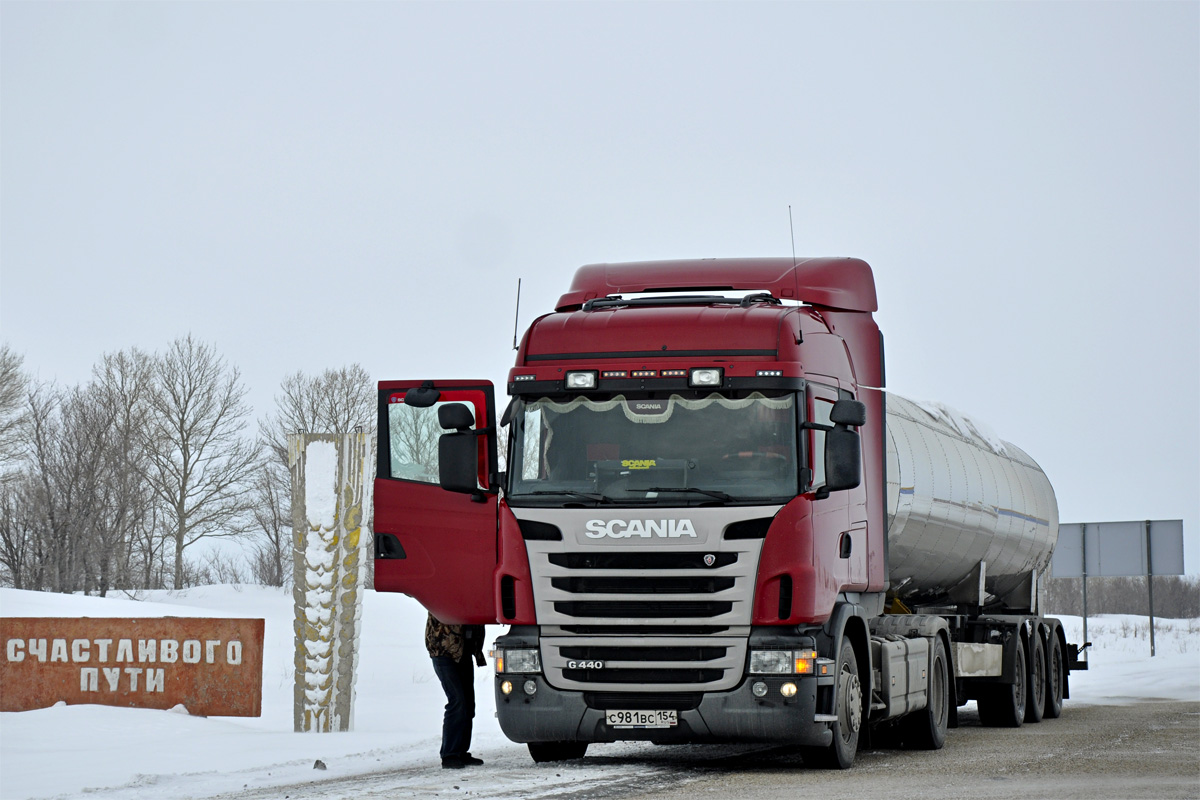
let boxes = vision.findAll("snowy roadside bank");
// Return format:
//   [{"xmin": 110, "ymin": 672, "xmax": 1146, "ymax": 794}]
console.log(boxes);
[{"xmin": 1, "ymin": 586, "xmax": 1196, "ymax": 800}]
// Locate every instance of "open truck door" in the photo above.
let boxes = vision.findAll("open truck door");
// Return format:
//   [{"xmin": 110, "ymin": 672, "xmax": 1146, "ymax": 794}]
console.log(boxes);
[{"xmin": 374, "ymin": 379, "xmax": 499, "ymax": 624}]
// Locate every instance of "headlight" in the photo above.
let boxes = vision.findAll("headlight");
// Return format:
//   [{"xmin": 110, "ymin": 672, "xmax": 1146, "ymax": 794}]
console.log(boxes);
[
  {"xmin": 750, "ymin": 650, "xmax": 793, "ymax": 674},
  {"xmin": 497, "ymin": 648, "xmax": 541, "ymax": 674},
  {"xmin": 749, "ymin": 649, "xmax": 817, "ymax": 675},
  {"xmin": 565, "ymin": 371, "xmax": 598, "ymax": 390}
]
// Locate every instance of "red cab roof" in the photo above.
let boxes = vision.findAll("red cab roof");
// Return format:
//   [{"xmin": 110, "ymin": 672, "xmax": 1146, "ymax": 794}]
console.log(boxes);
[{"xmin": 555, "ymin": 257, "xmax": 877, "ymax": 313}]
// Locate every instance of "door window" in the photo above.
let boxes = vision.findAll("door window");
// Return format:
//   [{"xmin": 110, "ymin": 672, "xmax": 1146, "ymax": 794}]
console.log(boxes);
[
  {"xmin": 387, "ymin": 399, "xmax": 475, "ymax": 484},
  {"xmin": 808, "ymin": 386, "xmax": 837, "ymax": 490}
]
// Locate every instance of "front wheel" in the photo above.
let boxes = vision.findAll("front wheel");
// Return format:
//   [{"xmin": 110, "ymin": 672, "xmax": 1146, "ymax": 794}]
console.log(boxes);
[
  {"xmin": 801, "ymin": 637, "xmax": 862, "ymax": 769},
  {"xmin": 527, "ymin": 742, "xmax": 588, "ymax": 763},
  {"xmin": 899, "ymin": 635, "xmax": 949, "ymax": 749}
]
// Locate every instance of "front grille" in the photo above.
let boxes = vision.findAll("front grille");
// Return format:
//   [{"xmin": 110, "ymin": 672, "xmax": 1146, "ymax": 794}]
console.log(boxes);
[
  {"xmin": 560, "ymin": 645, "xmax": 727, "ymax": 661},
  {"xmin": 554, "ymin": 601, "xmax": 734, "ymax": 618},
  {"xmin": 518, "ymin": 508, "xmax": 775, "ymax": 692},
  {"xmin": 554, "ymin": 623, "xmax": 729, "ymax": 638},
  {"xmin": 559, "ymin": 625, "xmax": 730, "ymax": 635},
  {"xmin": 564, "ymin": 668, "xmax": 724, "ymax": 684},
  {"xmin": 551, "ymin": 576, "xmax": 736, "ymax": 594},
  {"xmin": 541, "ymin": 634, "xmax": 747, "ymax": 692},
  {"xmin": 548, "ymin": 552, "xmax": 739, "ymax": 570}
]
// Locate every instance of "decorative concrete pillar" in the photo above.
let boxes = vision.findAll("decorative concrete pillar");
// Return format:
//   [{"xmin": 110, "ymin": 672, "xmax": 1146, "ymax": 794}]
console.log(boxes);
[{"xmin": 289, "ymin": 432, "xmax": 372, "ymax": 733}]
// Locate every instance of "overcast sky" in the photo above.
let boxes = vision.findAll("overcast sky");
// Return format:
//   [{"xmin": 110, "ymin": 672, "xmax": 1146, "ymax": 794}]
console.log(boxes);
[{"xmin": 2, "ymin": 2, "xmax": 1197, "ymax": 572}]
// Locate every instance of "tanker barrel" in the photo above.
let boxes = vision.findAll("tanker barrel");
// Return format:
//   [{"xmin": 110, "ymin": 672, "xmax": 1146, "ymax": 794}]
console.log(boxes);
[{"xmin": 884, "ymin": 394, "xmax": 1058, "ymax": 610}]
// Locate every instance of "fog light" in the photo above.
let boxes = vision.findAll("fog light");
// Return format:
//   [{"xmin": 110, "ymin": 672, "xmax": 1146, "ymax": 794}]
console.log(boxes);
[
  {"xmin": 751, "ymin": 681, "xmax": 768, "ymax": 697},
  {"xmin": 501, "ymin": 680, "xmax": 513, "ymax": 695},
  {"xmin": 523, "ymin": 680, "xmax": 538, "ymax": 696},
  {"xmin": 781, "ymin": 682, "xmax": 798, "ymax": 698}
]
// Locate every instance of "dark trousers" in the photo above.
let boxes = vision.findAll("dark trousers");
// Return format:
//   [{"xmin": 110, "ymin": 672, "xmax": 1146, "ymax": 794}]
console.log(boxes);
[{"xmin": 431, "ymin": 655, "xmax": 475, "ymax": 758}]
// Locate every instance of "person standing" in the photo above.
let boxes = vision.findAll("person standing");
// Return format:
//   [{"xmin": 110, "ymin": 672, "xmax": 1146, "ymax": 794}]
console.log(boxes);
[{"xmin": 425, "ymin": 612, "xmax": 486, "ymax": 769}]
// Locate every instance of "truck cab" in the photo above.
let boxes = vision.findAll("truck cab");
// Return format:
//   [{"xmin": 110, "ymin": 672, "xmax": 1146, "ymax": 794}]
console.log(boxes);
[{"xmin": 374, "ymin": 259, "xmax": 890, "ymax": 765}]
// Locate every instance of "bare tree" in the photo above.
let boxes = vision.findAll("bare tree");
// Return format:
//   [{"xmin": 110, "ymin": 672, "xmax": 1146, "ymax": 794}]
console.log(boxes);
[
  {"xmin": 85, "ymin": 349, "xmax": 157, "ymax": 595},
  {"xmin": 248, "ymin": 464, "xmax": 288, "ymax": 586},
  {"xmin": 0, "ymin": 345, "xmax": 28, "ymax": 480},
  {"xmin": 260, "ymin": 364, "xmax": 375, "ymax": 467},
  {"xmin": 255, "ymin": 364, "xmax": 375, "ymax": 587},
  {"xmin": 20, "ymin": 383, "xmax": 110, "ymax": 593},
  {"xmin": 142, "ymin": 336, "xmax": 260, "ymax": 588},
  {"xmin": 0, "ymin": 476, "xmax": 38, "ymax": 588}
]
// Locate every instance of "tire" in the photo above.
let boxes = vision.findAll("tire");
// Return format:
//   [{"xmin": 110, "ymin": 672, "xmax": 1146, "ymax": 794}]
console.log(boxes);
[
  {"xmin": 527, "ymin": 742, "xmax": 588, "ymax": 763},
  {"xmin": 1024, "ymin": 633, "xmax": 1045, "ymax": 724},
  {"xmin": 801, "ymin": 637, "xmax": 863, "ymax": 769},
  {"xmin": 1043, "ymin": 633, "xmax": 1065, "ymax": 719},
  {"xmin": 977, "ymin": 635, "xmax": 1025, "ymax": 728},
  {"xmin": 900, "ymin": 635, "xmax": 949, "ymax": 749}
]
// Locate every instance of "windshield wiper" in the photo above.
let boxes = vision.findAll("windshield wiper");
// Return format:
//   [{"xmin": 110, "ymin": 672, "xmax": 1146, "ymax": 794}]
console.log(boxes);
[
  {"xmin": 520, "ymin": 490, "xmax": 615, "ymax": 504},
  {"xmin": 645, "ymin": 487, "xmax": 733, "ymax": 502}
]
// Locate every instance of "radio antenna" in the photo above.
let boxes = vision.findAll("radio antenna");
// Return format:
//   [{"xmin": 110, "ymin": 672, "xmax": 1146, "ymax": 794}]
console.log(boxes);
[
  {"xmin": 788, "ymin": 205, "xmax": 798, "ymax": 267},
  {"xmin": 512, "ymin": 278, "xmax": 522, "ymax": 350}
]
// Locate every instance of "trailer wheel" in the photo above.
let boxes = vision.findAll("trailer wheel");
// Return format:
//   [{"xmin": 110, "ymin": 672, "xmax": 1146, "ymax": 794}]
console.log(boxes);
[
  {"xmin": 527, "ymin": 742, "xmax": 588, "ymax": 762},
  {"xmin": 900, "ymin": 635, "xmax": 949, "ymax": 749},
  {"xmin": 1043, "ymin": 633, "xmax": 1064, "ymax": 719},
  {"xmin": 977, "ymin": 635, "xmax": 1025, "ymax": 728},
  {"xmin": 1024, "ymin": 633, "xmax": 1045, "ymax": 724},
  {"xmin": 801, "ymin": 638, "xmax": 862, "ymax": 769}
]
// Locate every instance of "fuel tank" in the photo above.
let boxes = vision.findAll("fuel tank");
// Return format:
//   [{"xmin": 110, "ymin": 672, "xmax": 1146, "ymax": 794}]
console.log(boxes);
[{"xmin": 884, "ymin": 394, "xmax": 1058, "ymax": 607}]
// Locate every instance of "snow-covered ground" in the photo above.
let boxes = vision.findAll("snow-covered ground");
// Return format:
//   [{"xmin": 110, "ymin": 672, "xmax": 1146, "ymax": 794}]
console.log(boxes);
[{"xmin": 1, "ymin": 586, "xmax": 1197, "ymax": 800}]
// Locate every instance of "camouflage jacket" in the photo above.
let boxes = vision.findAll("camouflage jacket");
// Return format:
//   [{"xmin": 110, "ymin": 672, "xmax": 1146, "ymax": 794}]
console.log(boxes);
[{"xmin": 425, "ymin": 613, "xmax": 485, "ymax": 664}]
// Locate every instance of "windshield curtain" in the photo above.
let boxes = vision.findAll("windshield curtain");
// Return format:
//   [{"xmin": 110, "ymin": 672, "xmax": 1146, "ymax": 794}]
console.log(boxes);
[{"xmin": 509, "ymin": 392, "xmax": 798, "ymax": 505}]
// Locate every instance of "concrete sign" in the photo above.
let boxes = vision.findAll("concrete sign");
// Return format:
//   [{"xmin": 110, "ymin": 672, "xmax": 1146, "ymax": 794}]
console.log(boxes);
[
  {"xmin": 1, "ymin": 617, "xmax": 264, "ymax": 715},
  {"xmin": 290, "ymin": 432, "xmax": 372, "ymax": 733}
]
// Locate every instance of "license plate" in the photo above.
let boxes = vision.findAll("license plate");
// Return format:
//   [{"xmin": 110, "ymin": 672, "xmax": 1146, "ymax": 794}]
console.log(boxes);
[{"xmin": 605, "ymin": 709, "xmax": 677, "ymax": 729}]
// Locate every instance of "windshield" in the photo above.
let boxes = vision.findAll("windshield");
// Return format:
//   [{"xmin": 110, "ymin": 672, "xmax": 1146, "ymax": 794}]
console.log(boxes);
[{"xmin": 508, "ymin": 392, "xmax": 798, "ymax": 506}]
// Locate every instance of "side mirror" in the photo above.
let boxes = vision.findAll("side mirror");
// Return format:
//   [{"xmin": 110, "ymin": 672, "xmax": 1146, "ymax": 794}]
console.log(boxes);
[
  {"xmin": 824, "ymin": 427, "xmax": 862, "ymax": 492},
  {"xmin": 824, "ymin": 399, "xmax": 865, "ymax": 493},
  {"xmin": 830, "ymin": 399, "xmax": 867, "ymax": 427}
]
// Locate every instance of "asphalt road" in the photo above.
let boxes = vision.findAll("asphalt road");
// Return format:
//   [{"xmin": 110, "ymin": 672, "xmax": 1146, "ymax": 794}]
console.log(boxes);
[
  {"xmin": 631, "ymin": 701, "xmax": 1200, "ymax": 800},
  {"xmin": 199, "ymin": 701, "xmax": 1198, "ymax": 800}
]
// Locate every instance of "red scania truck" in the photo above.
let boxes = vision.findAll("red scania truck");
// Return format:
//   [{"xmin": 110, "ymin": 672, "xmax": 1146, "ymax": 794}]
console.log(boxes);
[{"xmin": 373, "ymin": 258, "xmax": 1085, "ymax": 768}]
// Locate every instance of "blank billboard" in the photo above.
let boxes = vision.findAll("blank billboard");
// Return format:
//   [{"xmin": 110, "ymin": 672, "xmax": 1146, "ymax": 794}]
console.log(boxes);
[{"xmin": 1051, "ymin": 520, "xmax": 1184, "ymax": 578}]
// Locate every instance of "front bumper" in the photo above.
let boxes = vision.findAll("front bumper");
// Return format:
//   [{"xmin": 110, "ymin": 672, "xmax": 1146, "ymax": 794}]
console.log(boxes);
[{"xmin": 495, "ymin": 674, "xmax": 832, "ymax": 747}]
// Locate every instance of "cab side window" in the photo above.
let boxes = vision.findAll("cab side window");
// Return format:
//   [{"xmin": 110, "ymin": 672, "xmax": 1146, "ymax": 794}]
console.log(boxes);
[{"xmin": 808, "ymin": 386, "xmax": 837, "ymax": 490}]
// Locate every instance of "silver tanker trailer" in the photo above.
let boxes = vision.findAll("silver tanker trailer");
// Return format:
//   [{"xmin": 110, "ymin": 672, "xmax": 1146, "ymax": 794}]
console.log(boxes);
[{"xmin": 877, "ymin": 393, "xmax": 1081, "ymax": 735}]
